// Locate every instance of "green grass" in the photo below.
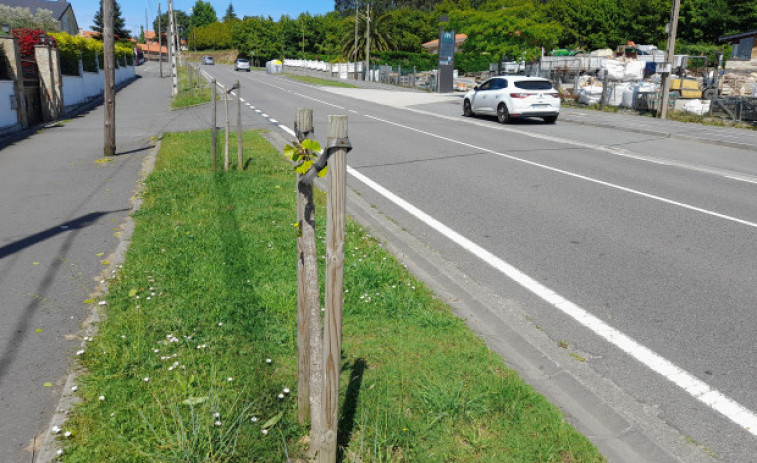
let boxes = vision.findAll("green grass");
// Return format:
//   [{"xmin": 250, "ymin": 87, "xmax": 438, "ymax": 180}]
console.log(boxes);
[
  {"xmin": 285, "ymin": 74, "xmax": 359, "ymax": 88},
  {"xmin": 61, "ymin": 130, "xmax": 605, "ymax": 462},
  {"xmin": 172, "ymin": 65, "xmax": 214, "ymax": 109}
]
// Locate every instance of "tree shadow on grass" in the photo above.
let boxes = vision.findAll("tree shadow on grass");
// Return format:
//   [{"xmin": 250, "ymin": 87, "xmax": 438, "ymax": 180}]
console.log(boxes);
[{"xmin": 338, "ymin": 358, "xmax": 366, "ymax": 461}]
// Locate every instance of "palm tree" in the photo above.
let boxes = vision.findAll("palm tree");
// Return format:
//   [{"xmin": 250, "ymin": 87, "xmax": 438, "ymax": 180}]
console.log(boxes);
[{"xmin": 341, "ymin": 9, "xmax": 393, "ymax": 61}]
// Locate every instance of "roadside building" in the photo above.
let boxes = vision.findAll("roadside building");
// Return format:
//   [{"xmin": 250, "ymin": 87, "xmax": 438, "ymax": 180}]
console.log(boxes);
[{"xmin": 0, "ymin": 0, "xmax": 79, "ymax": 35}]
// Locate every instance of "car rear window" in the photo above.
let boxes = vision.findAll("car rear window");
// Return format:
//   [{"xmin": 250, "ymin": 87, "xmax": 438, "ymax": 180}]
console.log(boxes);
[
  {"xmin": 514, "ymin": 80, "xmax": 553, "ymax": 90},
  {"xmin": 238, "ymin": 60, "xmax": 249, "ymax": 63}
]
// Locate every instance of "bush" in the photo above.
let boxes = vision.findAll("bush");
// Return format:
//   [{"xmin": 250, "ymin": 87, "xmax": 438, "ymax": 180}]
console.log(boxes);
[{"xmin": 454, "ymin": 52, "xmax": 492, "ymax": 73}]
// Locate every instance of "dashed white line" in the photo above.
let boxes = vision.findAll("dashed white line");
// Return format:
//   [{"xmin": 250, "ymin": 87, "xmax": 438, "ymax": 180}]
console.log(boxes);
[{"xmin": 269, "ymin": 119, "xmax": 278, "ymax": 124}]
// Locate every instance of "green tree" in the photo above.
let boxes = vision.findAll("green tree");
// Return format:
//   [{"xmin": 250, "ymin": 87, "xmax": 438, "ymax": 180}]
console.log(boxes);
[
  {"xmin": 450, "ymin": 3, "xmax": 560, "ymax": 61},
  {"xmin": 92, "ymin": 0, "xmax": 131, "ymax": 39},
  {"xmin": 381, "ymin": 8, "xmax": 437, "ymax": 52},
  {"xmin": 340, "ymin": 9, "xmax": 394, "ymax": 61},
  {"xmin": 223, "ymin": 2, "xmax": 238, "ymax": 22},
  {"xmin": 232, "ymin": 16, "xmax": 283, "ymax": 62},
  {"xmin": 190, "ymin": 21, "xmax": 234, "ymax": 50},
  {"xmin": 153, "ymin": 10, "xmax": 191, "ymax": 39},
  {"xmin": 0, "ymin": 5, "xmax": 61, "ymax": 31},
  {"xmin": 190, "ymin": 1, "xmax": 217, "ymax": 30}
]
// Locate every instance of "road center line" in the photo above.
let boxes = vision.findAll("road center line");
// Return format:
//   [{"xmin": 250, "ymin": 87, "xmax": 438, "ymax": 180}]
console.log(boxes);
[
  {"xmin": 363, "ymin": 114, "xmax": 757, "ymax": 230},
  {"xmin": 346, "ymin": 165, "xmax": 757, "ymax": 436}
]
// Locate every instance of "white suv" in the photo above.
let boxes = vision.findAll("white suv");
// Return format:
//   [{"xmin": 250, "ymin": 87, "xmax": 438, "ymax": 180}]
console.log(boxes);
[
  {"xmin": 234, "ymin": 58, "xmax": 250, "ymax": 72},
  {"xmin": 463, "ymin": 76, "xmax": 560, "ymax": 124}
]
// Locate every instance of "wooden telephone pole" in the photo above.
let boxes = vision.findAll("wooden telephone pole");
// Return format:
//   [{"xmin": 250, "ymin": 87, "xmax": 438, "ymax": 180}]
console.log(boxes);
[
  {"xmin": 168, "ymin": 0, "xmax": 178, "ymax": 95},
  {"xmin": 658, "ymin": 0, "xmax": 681, "ymax": 119},
  {"xmin": 158, "ymin": 3, "xmax": 163, "ymax": 77},
  {"xmin": 103, "ymin": 0, "xmax": 116, "ymax": 156}
]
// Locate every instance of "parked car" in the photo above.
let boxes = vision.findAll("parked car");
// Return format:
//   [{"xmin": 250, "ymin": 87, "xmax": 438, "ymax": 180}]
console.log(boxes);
[
  {"xmin": 463, "ymin": 76, "xmax": 560, "ymax": 124},
  {"xmin": 202, "ymin": 56, "xmax": 214, "ymax": 65},
  {"xmin": 234, "ymin": 58, "xmax": 250, "ymax": 72}
]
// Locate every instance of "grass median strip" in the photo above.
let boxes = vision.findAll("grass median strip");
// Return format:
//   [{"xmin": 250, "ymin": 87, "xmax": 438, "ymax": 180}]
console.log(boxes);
[
  {"xmin": 285, "ymin": 74, "xmax": 359, "ymax": 88},
  {"xmin": 61, "ymin": 129, "xmax": 604, "ymax": 461}
]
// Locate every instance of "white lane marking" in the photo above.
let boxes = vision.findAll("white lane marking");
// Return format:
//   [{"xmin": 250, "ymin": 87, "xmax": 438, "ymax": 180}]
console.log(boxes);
[
  {"xmin": 261, "ymin": 113, "xmax": 269, "ymax": 118},
  {"xmin": 279, "ymin": 125, "xmax": 296, "ymax": 137},
  {"xmin": 347, "ymin": 165, "xmax": 757, "ymax": 436},
  {"xmin": 254, "ymin": 109, "xmax": 261, "ymax": 113},
  {"xmin": 269, "ymin": 119, "xmax": 278, "ymax": 124},
  {"xmin": 726, "ymin": 175, "xmax": 757, "ymax": 185},
  {"xmin": 363, "ymin": 114, "xmax": 757, "ymax": 230},
  {"xmin": 348, "ymin": 109, "xmax": 359, "ymax": 114}
]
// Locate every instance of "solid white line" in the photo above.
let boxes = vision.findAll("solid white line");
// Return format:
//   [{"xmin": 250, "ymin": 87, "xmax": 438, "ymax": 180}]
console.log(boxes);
[
  {"xmin": 279, "ymin": 125, "xmax": 296, "ymax": 137},
  {"xmin": 347, "ymin": 165, "xmax": 757, "ymax": 436},
  {"xmin": 363, "ymin": 114, "xmax": 757, "ymax": 230}
]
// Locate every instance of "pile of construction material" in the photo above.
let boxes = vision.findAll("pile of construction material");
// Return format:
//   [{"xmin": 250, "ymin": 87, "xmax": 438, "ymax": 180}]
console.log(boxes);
[{"xmin": 721, "ymin": 72, "xmax": 757, "ymax": 96}]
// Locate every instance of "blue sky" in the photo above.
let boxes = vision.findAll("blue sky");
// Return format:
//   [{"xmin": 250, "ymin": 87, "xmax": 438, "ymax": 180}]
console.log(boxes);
[{"xmin": 71, "ymin": 0, "xmax": 335, "ymax": 35}]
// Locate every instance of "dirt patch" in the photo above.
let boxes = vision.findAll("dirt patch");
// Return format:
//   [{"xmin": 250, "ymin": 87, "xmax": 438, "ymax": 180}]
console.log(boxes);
[{"xmin": 184, "ymin": 50, "xmax": 241, "ymax": 65}]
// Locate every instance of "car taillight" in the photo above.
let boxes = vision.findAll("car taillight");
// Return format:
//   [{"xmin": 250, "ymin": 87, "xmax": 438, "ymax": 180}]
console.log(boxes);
[
  {"xmin": 510, "ymin": 93, "xmax": 529, "ymax": 98},
  {"xmin": 549, "ymin": 92, "xmax": 560, "ymax": 98}
]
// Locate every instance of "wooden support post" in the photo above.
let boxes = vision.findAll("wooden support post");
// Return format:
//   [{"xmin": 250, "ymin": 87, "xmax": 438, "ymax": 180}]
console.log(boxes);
[
  {"xmin": 224, "ymin": 85, "xmax": 230, "ymax": 171},
  {"xmin": 296, "ymin": 108, "xmax": 321, "ymax": 429},
  {"xmin": 320, "ymin": 115, "xmax": 348, "ymax": 463},
  {"xmin": 236, "ymin": 80, "xmax": 243, "ymax": 170},
  {"xmin": 211, "ymin": 78, "xmax": 217, "ymax": 171}
]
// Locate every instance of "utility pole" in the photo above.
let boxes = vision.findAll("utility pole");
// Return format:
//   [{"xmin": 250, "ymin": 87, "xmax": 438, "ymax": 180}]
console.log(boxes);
[
  {"xmin": 364, "ymin": 2, "xmax": 370, "ymax": 82},
  {"xmin": 353, "ymin": 1, "xmax": 359, "ymax": 80},
  {"xmin": 103, "ymin": 0, "xmax": 116, "ymax": 156},
  {"xmin": 145, "ymin": 9, "xmax": 148, "ymax": 44},
  {"xmin": 168, "ymin": 0, "xmax": 178, "ymax": 95},
  {"xmin": 658, "ymin": 0, "xmax": 681, "ymax": 119},
  {"xmin": 158, "ymin": 2, "xmax": 163, "ymax": 77}
]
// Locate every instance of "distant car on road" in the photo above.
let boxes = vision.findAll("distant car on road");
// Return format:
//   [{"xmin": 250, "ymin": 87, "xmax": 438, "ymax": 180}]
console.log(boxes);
[
  {"xmin": 234, "ymin": 58, "xmax": 250, "ymax": 72},
  {"xmin": 202, "ymin": 56, "xmax": 214, "ymax": 65},
  {"xmin": 463, "ymin": 76, "xmax": 560, "ymax": 124}
]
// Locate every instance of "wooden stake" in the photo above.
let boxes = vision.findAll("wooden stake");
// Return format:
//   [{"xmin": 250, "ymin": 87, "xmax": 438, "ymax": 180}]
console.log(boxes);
[
  {"xmin": 236, "ymin": 80, "xmax": 242, "ymax": 170},
  {"xmin": 211, "ymin": 78, "xmax": 217, "ymax": 171},
  {"xmin": 295, "ymin": 109, "xmax": 323, "ymax": 434},
  {"xmin": 320, "ymin": 115, "xmax": 348, "ymax": 463}
]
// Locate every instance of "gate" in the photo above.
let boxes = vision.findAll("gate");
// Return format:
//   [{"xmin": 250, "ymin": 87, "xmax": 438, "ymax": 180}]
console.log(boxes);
[{"xmin": 19, "ymin": 56, "xmax": 42, "ymax": 126}]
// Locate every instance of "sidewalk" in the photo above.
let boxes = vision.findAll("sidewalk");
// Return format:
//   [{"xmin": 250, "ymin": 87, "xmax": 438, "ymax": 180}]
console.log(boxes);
[{"xmin": 0, "ymin": 62, "xmax": 214, "ymax": 462}]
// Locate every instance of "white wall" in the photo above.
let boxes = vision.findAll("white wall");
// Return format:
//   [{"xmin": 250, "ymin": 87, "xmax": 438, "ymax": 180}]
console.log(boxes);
[
  {"xmin": 0, "ymin": 81, "xmax": 17, "ymax": 129},
  {"xmin": 62, "ymin": 64, "xmax": 136, "ymax": 110}
]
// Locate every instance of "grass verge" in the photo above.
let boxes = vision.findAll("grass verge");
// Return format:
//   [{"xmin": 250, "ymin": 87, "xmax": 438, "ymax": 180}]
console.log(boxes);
[
  {"xmin": 172, "ymin": 65, "xmax": 213, "ymax": 109},
  {"xmin": 285, "ymin": 74, "xmax": 359, "ymax": 88},
  {"xmin": 60, "ymin": 130, "xmax": 604, "ymax": 462}
]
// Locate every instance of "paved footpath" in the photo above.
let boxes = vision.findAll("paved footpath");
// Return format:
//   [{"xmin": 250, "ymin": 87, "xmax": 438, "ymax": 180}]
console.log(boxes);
[{"xmin": 0, "ymin": 61, "xmax": 222, "ymax": 462}]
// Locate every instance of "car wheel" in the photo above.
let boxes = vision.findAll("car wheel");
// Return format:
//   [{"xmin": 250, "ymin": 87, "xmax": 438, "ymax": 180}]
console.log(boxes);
[
  {"xmin": 543, "ymin": 115, "xmax": 557, "ymax": 124},
  {"xmin": 463, "ymin": 99, "xmax": 474, "ymax": 117},
  {"xmin": 497, "ymin": 103, "xmax": 510, "ymax": 124}
]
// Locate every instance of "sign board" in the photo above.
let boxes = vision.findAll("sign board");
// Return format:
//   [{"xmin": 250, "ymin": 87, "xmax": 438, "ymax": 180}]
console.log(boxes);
[
  {"xmin": 438, "ymin": 28, "xmax": 455, "ymax": 93},
  {"xmin": 439, "ymin": 31, "xmax": 455, "ymax": 66}
]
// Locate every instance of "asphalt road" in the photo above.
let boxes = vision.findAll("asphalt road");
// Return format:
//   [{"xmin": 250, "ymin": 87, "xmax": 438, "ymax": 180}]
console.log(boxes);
[{"xmin": 204, "ymin": 65, "xmax": 757, "ymax": 462}]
